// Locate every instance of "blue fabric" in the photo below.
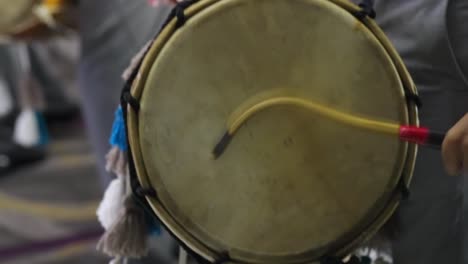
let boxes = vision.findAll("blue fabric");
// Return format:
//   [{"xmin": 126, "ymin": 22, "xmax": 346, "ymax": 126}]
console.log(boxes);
[
  {"xmin": 35, "ymin": 111, "xmax": 49, "ymax": 146},
  {"xmin": 148, "ymin": 218, "xmax": 162, "ymax": 236},
  {"xmin": 142, "ymin": 203, "xmax": 161, "ymax": 236},
  {"xmin": 109, "ymin": 106, "xmax": 128, "ymax": 151}
]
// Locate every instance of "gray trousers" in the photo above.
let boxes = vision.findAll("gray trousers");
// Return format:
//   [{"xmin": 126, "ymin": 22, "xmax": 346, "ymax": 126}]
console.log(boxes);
[
  {"xmin": 78, "ymin": 0, "xmax": 171, "ymax": 187},
  {"xmin": 369, "ymin": 1, "xmax": 468, "ymax": 263},
  {"xmin": 0, "ymin": 37, "xmax": 78, "ymax": 114}
]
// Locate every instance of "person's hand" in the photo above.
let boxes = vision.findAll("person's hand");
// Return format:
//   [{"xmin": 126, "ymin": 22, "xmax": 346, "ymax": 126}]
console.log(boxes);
[{"xmin": 442, "ymin": 113, "xmax": 468, "ymax": 176}]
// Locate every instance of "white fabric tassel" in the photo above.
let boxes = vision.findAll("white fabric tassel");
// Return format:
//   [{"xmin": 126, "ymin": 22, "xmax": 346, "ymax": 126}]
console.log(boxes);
[
  {"xmin": 97, "ymin": 146, "xmax": 129, "ymax": 230},
  {"xmin": 97, "ymin": 167, "xmax": 149, "ymax": 258},
  {"xmin": 96, "ymin": 176, "xmax": 125, "ymax": 230},
  {"xmin": 98, "ymin": 104, "xmax": 149, "ymax": 259},
  {"xmin": 13, "ymin": 108, "xmax": 40, "ymax": 147}
]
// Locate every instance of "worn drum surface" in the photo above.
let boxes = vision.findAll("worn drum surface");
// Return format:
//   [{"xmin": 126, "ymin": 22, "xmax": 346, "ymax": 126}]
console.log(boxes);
[{"xmin": 127, "ymin": 0, "xmax": 419, "ymax": 262}]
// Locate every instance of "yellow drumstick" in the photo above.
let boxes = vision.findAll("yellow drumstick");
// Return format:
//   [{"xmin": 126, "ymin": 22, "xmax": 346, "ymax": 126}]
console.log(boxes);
[{"xmin": 213, "ymin": 96, "xmax": 445, "ymax": 159}]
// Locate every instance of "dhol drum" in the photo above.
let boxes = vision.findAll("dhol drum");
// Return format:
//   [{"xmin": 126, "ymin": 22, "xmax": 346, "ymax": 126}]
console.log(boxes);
[
  {"xmin": 121, "ymin": 0, "xmax": 420, "ymax": 263},
  {"xmin": 0, "ymin": 0, "xmax": 78, "ymax": 42}
]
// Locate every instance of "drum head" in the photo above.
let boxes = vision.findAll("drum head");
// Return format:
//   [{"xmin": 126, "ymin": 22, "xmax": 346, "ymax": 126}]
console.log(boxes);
[
  {"xmin": 129, "ymin": 0, "xmax": 417, "ymax": 262},
  {"xmin": 0, "ymin": 0, "xmax": 35, "ymax": 34}
]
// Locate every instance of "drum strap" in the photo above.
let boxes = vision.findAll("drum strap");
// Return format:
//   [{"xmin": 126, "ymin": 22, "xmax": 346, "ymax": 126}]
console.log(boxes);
[
  {"xmin": 353, "ymin": 0, "xmax": 376, "ymax": 20},
  {"xmin": 212, "ymin": 252, "xmax": 231, "ymax": 264},
  {"xmin": 405, "ymin": 92, "xmax": 422, "ymax": 108},
  {"xmin": 122, "ymin": 91, "xmax": 140, "ymax": 112},
  {"xmin": 161, "ymin": 0, "xmax": 199, "ymax": 29},
  {"xmin": 396, "ymin": 175, "xmax": 410, "ymax": 200}
]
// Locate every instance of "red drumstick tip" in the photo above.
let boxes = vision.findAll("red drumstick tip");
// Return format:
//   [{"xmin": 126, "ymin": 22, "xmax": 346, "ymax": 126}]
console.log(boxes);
[{"xmin": 399, "ymin": 126, "xmax": 430, "ymax": 145}]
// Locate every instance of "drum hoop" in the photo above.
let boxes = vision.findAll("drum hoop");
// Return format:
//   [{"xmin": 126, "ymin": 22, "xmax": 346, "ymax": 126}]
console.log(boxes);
[{"xmin": 126, "ymin": 0, "xmax": 419, "ymax": 262}]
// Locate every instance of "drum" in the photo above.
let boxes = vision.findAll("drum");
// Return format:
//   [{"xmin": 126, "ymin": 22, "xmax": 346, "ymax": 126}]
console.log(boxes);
[
  {"xmin": 122, "ymin": 0, "xmax": 420, "ymax": 263},
  {"xmin": 0, "ymin": 0, "xmax": 77, "ymax": 42}
]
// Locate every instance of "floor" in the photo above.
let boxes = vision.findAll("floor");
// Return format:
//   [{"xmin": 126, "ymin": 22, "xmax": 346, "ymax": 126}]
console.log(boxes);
[{"xmin": 0, "ymin": 116, "xmax": 179, "ymax": 264}]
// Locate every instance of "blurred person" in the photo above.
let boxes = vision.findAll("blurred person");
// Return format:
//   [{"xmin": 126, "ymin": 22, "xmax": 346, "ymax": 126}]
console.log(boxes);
[
  {"xmin": 27, "ymin": 34, "xmax": 81, "ymax": 124},
  {"xmin": 0, "ymin": 43, "xmax": 47, "ymax": 174},
  {"xmin": 0, "ymin": 35, "xmax": 80, "ymax": 174},
  {"xmin": 76, "ymin": 0, "xmax": 180, "ymax": 263},
  {"xmin": 351, "ymin": 0, "xmax": 468, "ymax": 264}
]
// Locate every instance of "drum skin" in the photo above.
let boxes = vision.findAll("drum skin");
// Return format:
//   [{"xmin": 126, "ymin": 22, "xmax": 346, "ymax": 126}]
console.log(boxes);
[{"xmin": 127, "ymin": 0, "xmax": 419, "ymax": 262}]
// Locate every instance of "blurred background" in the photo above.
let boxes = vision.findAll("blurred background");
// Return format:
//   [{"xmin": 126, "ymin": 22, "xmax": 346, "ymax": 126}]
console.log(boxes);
[
  {"xmin": 0, "ymin": 0, "xmax": 468, "ymax": 264},
  {"xmin": 0, "ymin": 0, "xmax": 181, "ymax": 263}
]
